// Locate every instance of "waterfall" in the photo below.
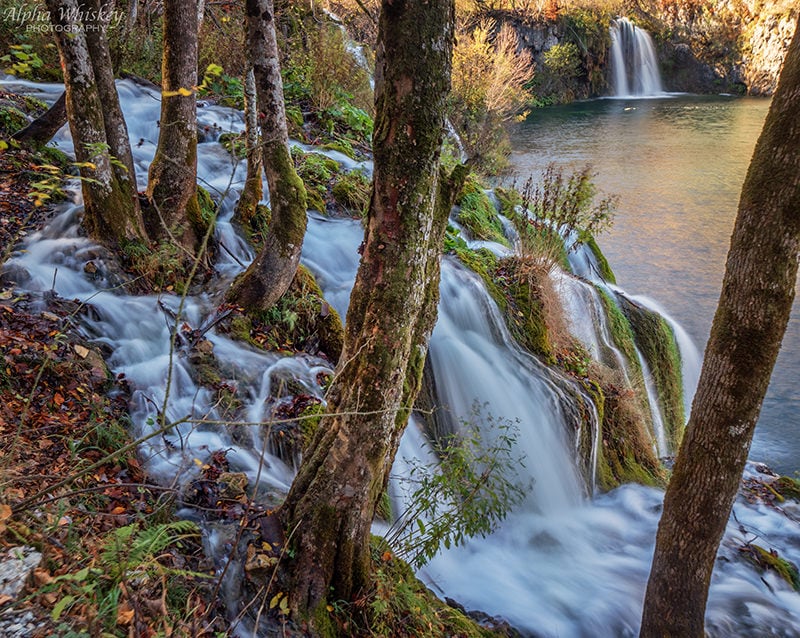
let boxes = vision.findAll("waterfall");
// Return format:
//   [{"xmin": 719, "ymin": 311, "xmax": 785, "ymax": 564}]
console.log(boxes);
[
  {"xmin": 5, "ymin": 76, "xmax": 800, "ymax": 636},
  {"xmin": 609, "ymin": 17, "xmax": 664, "ymax": 97}
]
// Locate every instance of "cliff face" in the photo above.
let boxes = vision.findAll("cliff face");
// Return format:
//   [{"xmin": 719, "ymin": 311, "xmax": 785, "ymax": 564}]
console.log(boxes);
[
  {"xmin": 741, "ymin": 8, "xmax": 798, "ymax": 95},
  {"xmin": 651, "ymin": 0, "xmax": 797, "ymax": 96}
]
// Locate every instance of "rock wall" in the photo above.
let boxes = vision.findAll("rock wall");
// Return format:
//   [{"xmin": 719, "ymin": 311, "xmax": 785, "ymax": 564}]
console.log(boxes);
[{"xmin": 741, "ymin": 8, "xmax": 798, "ymax": 95}]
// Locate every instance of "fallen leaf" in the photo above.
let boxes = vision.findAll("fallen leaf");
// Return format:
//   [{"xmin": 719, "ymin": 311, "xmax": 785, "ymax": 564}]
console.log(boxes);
[
  {"xmin": 73, "ymin": 345, "xmax": 89, "ymax": 358},
  {"xmin": 0, "ymin": 503, "xmax": 11, "ymax": 521},
  {"xmin": 116, "ymin": 602, "xmax": 134, "ymax": 626},
  {"xmin": 53, "ymin": 392, "xmax": 64, "ymax": 406}
]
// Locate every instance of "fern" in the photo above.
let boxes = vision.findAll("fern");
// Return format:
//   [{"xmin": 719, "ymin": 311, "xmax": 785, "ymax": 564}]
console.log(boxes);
[{"xmin": 101, "ymin": 520, "xmax": 200, "ymax": 580}]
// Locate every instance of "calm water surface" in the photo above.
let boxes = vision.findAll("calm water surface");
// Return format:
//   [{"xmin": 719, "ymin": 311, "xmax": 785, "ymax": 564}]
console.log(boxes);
[{"xmin": 509, "ymin": 95, "xmax": 799, "ymax": 474}]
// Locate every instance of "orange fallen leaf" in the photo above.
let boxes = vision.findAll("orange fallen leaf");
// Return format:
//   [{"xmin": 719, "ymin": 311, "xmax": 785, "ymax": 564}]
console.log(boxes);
[
  {"xmin": 116, "ymin": 602, "xmax": 134, "ymax": 626},
  {"xmin": 53, "ymin": 392, "xmax": 64, "ymax": 406},
  {"xmin": 0, "ymin": 503, "xmax": 11, "ymax": 521}
]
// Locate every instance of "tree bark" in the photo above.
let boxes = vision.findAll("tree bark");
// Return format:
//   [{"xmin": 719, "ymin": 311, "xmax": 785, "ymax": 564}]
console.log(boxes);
[
  {"xmin": 80, "ymin": 0, "xmax": 141, "ymax": 218},
  {"xmin": 12, "ymin": 92, "xmax": 67, "ymax": 147},
  {"xmin": 145, "ymin": 0, "xmax": 201, "ymax": 252},
  {"xmin": 226, "ymin": 0, "xmax": 307, "ymax": 312},
  {"xmin": 45, "ymin": 0, "xmax": 146, "ymax": 244},
  {"xmin": 640, "ymin": 18, "xmax": 800, "ymax": 638},
  {"xmin": 278, "ymin": 0, "xmax": 455, "ymax": 623},
  {"xmin": 233, "ymin": 66, "xmax": 263, "ymax": 226}
]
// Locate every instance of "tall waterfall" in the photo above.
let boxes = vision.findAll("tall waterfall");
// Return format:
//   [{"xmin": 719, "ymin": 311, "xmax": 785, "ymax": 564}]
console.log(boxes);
[{"xmin": 609, "ymin": 17, "xmax": 664, "ymax": 97}]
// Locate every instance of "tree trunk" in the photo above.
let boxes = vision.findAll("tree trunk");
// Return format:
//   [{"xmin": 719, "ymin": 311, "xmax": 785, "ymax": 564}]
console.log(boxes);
[
  {"xmin": 45, "ymin": 0, "xmax": 146, "ymax": 244},
  {"xmin": 145, "ymin": 0, "xmax": 201, "ymax": 252},
  {"xmin": 80, "ymin": 0, "xmax": 141, "ymax": 218},
  {"xmin": 226, "ymin": 0, "xmax": 307, "ymax": 312},
  {"xmin": 640, "ymin": 18, "xmax": 800, "ymax": 638},
  {"xmin": 233, "ymin": 66, "xmax": 263, "ymax": 226},
  {"xmin": 12, "ymin": 92, "xmax": 67, "ymax": 147},
  {"xmin": 278, "ymin": 0, "xmax": 455, "ymax": 623}
]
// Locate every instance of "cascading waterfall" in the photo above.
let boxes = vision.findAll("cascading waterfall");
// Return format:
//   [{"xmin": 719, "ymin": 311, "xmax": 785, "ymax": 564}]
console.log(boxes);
[
  {"xmin": 4, "ymin": 75, "xmax": 800, "ymax": 636},
  {"xmin": 609, "ymin": 17, "xmax": 664, "ymax": 97}
]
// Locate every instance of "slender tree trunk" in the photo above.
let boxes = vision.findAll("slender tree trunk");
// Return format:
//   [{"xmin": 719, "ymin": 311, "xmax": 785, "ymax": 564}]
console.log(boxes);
[
  {"xmin": 80, "ymin": 0, "xmax": 141, "ymax": 217},
  {"xmin": 278, "ymin": 0, "xmax": 455, "ymax": 623},
  {"xmin": 640, "ymin": 19, "xmax": 800, "ymax": 638},
  {"xmin": 145, "ymin": 0, "xmax": 201, "ymax": 252},
  {"xmin": 233, "ymin": 66, "xmax": 263, "ymax": 226},
  {"xmin": 45, "ymin": 0, "xmax": 146, "ymax": 244},
  {"xmin": 226, "ymin": 0, "xmax": 307, "ymax": 312},
  {"xmin": 12, "ymin": 92, "xmax": 67, "ymax": 147}
]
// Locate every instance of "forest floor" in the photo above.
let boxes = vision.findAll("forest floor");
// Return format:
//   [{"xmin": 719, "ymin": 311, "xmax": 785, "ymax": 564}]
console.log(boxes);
[{"xmin": 0, "ymin": 132, "xmax": 230, "ymax": 635}]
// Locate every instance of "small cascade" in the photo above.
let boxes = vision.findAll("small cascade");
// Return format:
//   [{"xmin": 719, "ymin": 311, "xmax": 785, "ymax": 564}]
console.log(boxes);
[{"xmin": 609, "ymin": 17, "xmax": 664, "ymax": 97}]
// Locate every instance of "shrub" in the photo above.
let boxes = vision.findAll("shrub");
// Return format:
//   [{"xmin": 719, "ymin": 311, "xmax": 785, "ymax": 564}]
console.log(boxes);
[
  {"xmin": 449, "ymin": 21, "xmax": 533, "ymax": 173},
  {"xmin": 514, "ymin": 164, "xmax": 617, "ymax": 268}
]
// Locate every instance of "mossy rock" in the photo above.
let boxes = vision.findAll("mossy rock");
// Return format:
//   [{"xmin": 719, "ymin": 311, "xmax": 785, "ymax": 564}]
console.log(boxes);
[
  {"xmin": 743, "ymin": 544, "xmax": 800, "ymax": 591},
  {"xmin": 594, "ymin": 378, "xmax": 665, "ymax": 490},
  {"xmin": 620, "ymin": 296, "xmax": 685, "ymax": 451},
  {"xmin": 585, "ymin": 234, "xmax": 616, "ymax": 284},
  {"xmin": 493, "ymin": 257, "xmax": 553, "ymax": 362},
  {"xmin": 331, "ymin": 169, "xmax": 370, "ymax": 215},
  {"xmin": 456, "ymin": 178, "xmax": 509, "ymax": 247},
  {"xmin": 292, "ymin": 148, "xmax": 340, "ymax": 214},
  {"xmin": 0, "ymin": 104, "xmax": 28, "ymax": 136}
]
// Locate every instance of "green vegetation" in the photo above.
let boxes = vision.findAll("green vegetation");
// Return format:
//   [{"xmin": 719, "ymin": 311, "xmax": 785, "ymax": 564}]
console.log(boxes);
[
  {"xmin": 456, "ymin": 177, "xmax": 510, "ymax": 246},
  {"xmin": 386, "ymin": 414, "xmax": 526, "ymax": 568},
  {"xmin": 742, "ymin": 544, "xmax": 800, "ymax": 591},
  {"xmin": 620, "ymin": 297, "xmax": 685, "ymax": 449}
]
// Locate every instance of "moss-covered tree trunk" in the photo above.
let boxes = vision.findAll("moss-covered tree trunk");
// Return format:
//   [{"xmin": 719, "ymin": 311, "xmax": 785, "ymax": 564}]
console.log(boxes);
[
  {"xmin": 277, "ymin": 0, "xmax": 455, "ymax": 624},
  {"xmin": 145, "ymin": 0, "xmax": 201, "ymax": 252},
  {"xmin": 45, "ymin": 0, "xmax": 146, "ymax": 244},
  {"xmin": 233, "ymin": 66, "xmax": 263, "ymax": 226},
  {"xmin": 12, "ymin": 92, "xmax": 67, "ymax": 148},
  {"xmin": 226, "ymin": 0, "xmax": 308, "ymax": 312},
  {"xmin": 80, "ymin": 0, "xmax": 141, "ymax": 219},
  {"xmin": 640, "ymin": 19, "xmax": 800, "ymax": 638}
]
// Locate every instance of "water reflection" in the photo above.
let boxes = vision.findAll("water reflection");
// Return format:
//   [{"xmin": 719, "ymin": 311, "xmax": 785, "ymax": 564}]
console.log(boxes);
[{"xmin": 509, "ymin": 95, "xmax": 799, "ymax": 473}]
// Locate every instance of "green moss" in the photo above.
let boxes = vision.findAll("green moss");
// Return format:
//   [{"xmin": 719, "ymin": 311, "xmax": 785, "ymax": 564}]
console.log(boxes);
[
  {"xmin": 0, "ymin": 105, "xmax": 27, "ymax": 135},
  {"xmin": 291, "ymin": 147, "xmax": 337, "ymax": 214},
  {"xmin": 493, "ymin": 258, "xmax": 553, "ymax": 361},
  {"xmin": 494, "ymin": 186, "xmax": 523, "ymax": 218},
  {"xmin": 329, "ymin": 537, "xmax": 498, "ymax": 638},
  {"xmin": 585, "ymin": 234, "xmax": 616, "ymax": 284},
  {"xmin": 331, "ymin": 169, "xmax": 370, "ymax": 215},
  {"xmin": 321, "ymin": 139, "xmax": 356, "ymax": 159},
  {"xmin": 621, "ymin": 298, "xmax": 685, "ymax": 450},
  {"xmin": 746, "ymin": 544, "xmax": 800, "ymax": 591},
  {"xmin": 192, "ymin": 185, "xmax": 217, "ymax": 238},
  {"xmin": 299, "ymin": 401, "xmax": 325, "ymax": 448},
  {"xmin": 595, "ymin": 379, "xmax": 665, "ymax": 490},
  {"xmin": 375, "ymin": 491, "xmax": 392, "ymax": 522},
  {"xmin": 596, "ymin": 287, "xmax": 642, "ymax": 379},
  {"xmin": 773, "ymin": 476, "xmax": 800, "ymax": 500},
  {"xmin": 456, "ymin": 177, "xmax": 509, "ymax": 247}
]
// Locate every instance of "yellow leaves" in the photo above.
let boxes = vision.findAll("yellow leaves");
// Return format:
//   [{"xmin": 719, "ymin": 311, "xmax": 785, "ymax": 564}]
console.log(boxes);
[
  {"xmin": 162, "ymin": 87, "xmax": 194, "ymax": 98},
  {"xmin": 269, "ymin": 591, "xmax": 290, "ymax": 615}
]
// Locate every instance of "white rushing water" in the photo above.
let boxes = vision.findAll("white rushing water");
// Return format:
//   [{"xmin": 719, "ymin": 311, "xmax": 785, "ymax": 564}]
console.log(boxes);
[
  {"xmin": 609, "ymin": 17, "xmax": 665, "ymax": 98},
  {"xmin": 4, "ymin": 77, "xmax": 800, "ymax": 637}
]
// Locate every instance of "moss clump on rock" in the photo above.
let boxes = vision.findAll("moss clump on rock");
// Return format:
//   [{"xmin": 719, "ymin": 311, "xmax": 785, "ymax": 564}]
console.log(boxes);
[
  {"xmin": 585, "ymin": 234, "xmax": 616, "ymax": 284},
  {"xmin": 593, "ymin": 372, "xmax": 666, "ymax": 490},
  {"xmin": 331, "ymin": 169, "xmax": 371, "ymax": 215},
  {"xmin": 620, "ymin": 296, "xmax": 685, "ymax": 450},
  {"xmin": 456, "ymin": 177, "xmax": 509, "ymax": 246},
  {"xmin": 222, "ymin": 265, "xmax": 343, "ymax": 362}
]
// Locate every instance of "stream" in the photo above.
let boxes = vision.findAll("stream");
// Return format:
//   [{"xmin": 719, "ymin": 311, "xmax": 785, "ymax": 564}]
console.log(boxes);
[{"xmin": 3, "ymin": 76, "xmax": 800, "ymax": 637}]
